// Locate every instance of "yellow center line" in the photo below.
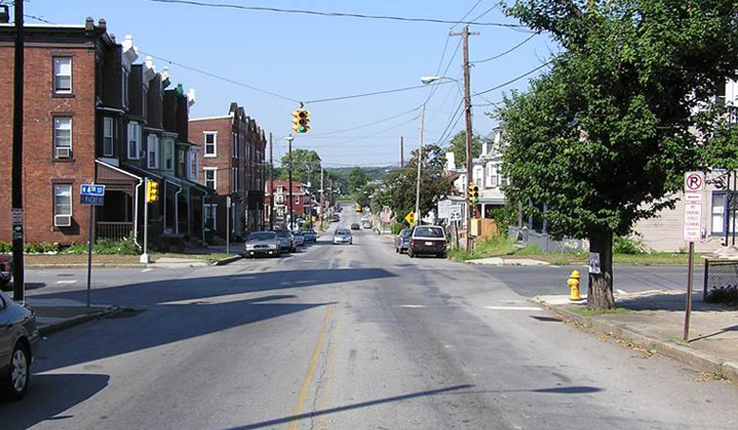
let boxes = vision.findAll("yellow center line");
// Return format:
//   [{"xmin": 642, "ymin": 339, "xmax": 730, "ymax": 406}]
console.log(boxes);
[
  {"xmin": 287, "ymin": 304, "xmax": 334, "ymax": 430},
  {"xmin": 317, "ymin": 309, "xmax": 339, "ymax": 430}
]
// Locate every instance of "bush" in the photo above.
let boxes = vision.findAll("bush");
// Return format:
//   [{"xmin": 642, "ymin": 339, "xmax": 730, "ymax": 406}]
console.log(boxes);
[
  {"xmin": 22, "ymin": 242, "xmax": 61, "ymax": 254},
  {"xmin": 391, "ymin": 223, "xmax": 405, "ymax": 235},
  {"xmin": 63, "ymin": 243, "xmax": 88, "ymax": 254},
  {"xmin": 613, "ymin": 235, "xmax": 647, "ymax": 255},
  {"xmin": 93, "ymin": 236, "xmax": 140, "ymax": 255},
  {"xmin": 0, "ymin": 241, "xmax": 11, "ymax": 253},
  {"xmin": 706, "ymin": 286, "xmax": 738, "ymax": 308}
]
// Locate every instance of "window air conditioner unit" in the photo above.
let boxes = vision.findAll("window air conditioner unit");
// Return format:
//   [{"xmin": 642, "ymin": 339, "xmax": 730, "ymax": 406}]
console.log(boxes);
[
  {"xmin": 56, "ymin": 147, "xmax": 72, "ymax": 159},
  {"xmin": 54, "ymin": 215, "xmax": 72, "ymax": 227}
]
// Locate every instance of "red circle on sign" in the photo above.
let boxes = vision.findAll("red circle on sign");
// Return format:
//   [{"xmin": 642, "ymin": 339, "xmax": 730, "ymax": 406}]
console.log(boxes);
[{"xmin": 685, "ymin": 173, "xmax": 703, "ymax": 191}]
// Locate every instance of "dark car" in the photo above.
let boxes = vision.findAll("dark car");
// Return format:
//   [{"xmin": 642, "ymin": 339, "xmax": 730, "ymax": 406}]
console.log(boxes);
[
  {"xmin": 0, "ymin": 290, "xmax": 38, "ymax": 401},
  {"xmin": 244, "ymin": 231, "xmax": 281, "ymax": 258},
  {"xmin": 350, "ymin": 223, "xmax": 361, "ymax": 230},
  {"xmin": 394, "ymin": 228, "xmax": 412, "ymax": 254},
  {"xmin": 331, "ymin": 214, "xmax": 340, "ymax": 222},
  {"xmin": 293, "ymin": 231, "xmax": 306, "ymax": 247},
  {"xmin": 276, "ymin": 230, "xmax": 296, "ymax": 253},
  {"xmin": 0, "ymin": 255, "xmax": 12, "ymax": 292},
  {"xmin": 408, "ymin": 225, "xmax": 447, "ymax": 258},
  {"xmin": 303, "ymin": 230, "xmax": 317, "ymax": 243}
]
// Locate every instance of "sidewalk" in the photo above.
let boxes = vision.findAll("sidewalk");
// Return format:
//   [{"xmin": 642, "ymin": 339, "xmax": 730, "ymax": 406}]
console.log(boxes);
[
  {"xmin": 534, "ymin": 290, "xmax": 738, "ymax": 383},
  {"xmin": 26, "ymin": 297, "xmax": 125, "ymax": 336}
]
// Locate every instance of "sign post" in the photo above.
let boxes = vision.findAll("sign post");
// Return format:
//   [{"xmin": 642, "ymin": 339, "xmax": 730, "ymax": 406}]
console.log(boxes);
[
  {"xmin": 80, "ymin": 184, "xmax": 105, "ymax": 308},
  {"xmin": 682, "ymin": 172, "xmax": 704, "ymax": 341},
  {"xmin": 226, "ymin": 196, "xmax": 232, "ymax": 255}
]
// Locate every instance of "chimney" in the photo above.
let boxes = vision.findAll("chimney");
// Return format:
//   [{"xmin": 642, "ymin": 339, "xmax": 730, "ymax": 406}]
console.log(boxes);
[{"xmin": 481, "ymin": 140, "xmax": 489, "ymax": 157}]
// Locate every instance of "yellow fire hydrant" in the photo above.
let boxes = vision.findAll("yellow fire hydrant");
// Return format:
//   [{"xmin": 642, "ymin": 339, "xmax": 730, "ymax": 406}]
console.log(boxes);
[{"xmin": 567, "ymin": 270, "xmax": 582, "ymax": 301}]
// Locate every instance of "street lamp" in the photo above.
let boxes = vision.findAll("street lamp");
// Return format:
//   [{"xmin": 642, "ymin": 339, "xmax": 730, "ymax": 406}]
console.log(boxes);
[{"xmin": 421, "ymin": 76, "xmax": 462, "ymax": 86}]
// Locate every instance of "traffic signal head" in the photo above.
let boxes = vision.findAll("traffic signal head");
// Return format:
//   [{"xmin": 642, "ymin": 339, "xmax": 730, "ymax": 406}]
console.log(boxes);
[
  {"xmin": 467, "ymin": 183, "xmax": 480, "ymax": 205},
  {"xmin": 292, "ymin": 109, "xmax": 311, "ymax": 133},
  {"xmin": 146, "ymin": 180, "xmax": 160, "ymax": 203}
]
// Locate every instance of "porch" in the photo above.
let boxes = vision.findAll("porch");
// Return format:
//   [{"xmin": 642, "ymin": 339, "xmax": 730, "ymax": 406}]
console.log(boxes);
[{"xmin": 95, "ymin": 161, "xmax": 141, "ymax": 241}]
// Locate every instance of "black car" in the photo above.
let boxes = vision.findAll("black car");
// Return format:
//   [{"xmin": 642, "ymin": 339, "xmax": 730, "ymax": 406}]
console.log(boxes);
[
  {"xmin": 0, "ymin": 255, "xmax": 12, "ymax": 292},
  {"xmin": 351, "ymin": 223, "xmax": 361, "ymax": 230},
  {"xmin": 0, "ymin": 290, "xmax": 38, "ymax": 400},
  {"xmin": 394, "ymin": 228, "xmax": 412, "ymax": 254},
  {"xmin": 408, "ymin": 225, "xmax": 447, "ymax": 258}
]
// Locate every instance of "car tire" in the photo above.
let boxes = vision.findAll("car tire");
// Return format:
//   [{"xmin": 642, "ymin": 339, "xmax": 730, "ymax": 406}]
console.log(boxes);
[
  {"xmin": 290, "ymin": 246, "xmax": 296, "ymax": 253},
  {"xmin": 2, "ymin": 342, "xmax": 30, "ymax": 401},
  {"xmin": 408, "ymin": 249, "xmax": 414, "ymax": 258},
  {"xmin": 0, "ymin": 278, "xmax": 10, "ymax": 292}
]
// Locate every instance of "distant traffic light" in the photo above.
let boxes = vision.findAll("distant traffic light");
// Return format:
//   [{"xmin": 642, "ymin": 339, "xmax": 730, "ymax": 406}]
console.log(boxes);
[
  {"xmin": 146, "ymin": 180, "xmax": 159, "ymax": 203},
  {"xmin": 292, "ymin": 109, "xmax": 311, "ymax": 133},
  {"xmin": 467, "ymin": 183, "xmax": 479, "ymax": 205}
]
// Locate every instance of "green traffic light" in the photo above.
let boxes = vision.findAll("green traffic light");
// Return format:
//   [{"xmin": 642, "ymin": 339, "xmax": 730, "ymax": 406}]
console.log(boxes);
[{"xmin": 299, "ymin": 125, "xmax": 306, "ymax": 132}]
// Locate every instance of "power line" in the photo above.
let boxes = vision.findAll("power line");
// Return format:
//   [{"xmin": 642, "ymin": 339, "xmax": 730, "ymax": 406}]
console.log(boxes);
[
  {"xmin": 306, "ymin": 106, "xmax": 421, "ymax": 137},
  {"xmin": 304, "ymin": 81, "xmax": 451, "ymax": 104},
  {"xmin": 137, "ymin": 0, "xmax": 529, "ymax": 28},
  {"xmin": 472, "ymin": 32, "xmax": 538, "ymax": 64},
  {"xmin": 306, "ymin": 115, "xmax": 420, "ymax": 149},
  {"xmin": 450, "ymin": 0, "xmax": 484, "ymax": 31},
  {"xmin": 469, "ymin": 4, "xmax": 499, "ymax": 22},
  {"xmin": 433, "ymin": 100, "xmax": 465, "ymax": 146},
  {"xmin": 473, "ymin": 61, "xmax": 551, "ymax": 96},
  {"xmin": 139, "ymin": 50, "xmax": 300, "ymax": 103}
]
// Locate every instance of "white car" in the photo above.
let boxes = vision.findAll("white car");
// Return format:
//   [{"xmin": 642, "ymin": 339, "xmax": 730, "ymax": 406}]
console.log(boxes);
[{"xmin": 333, "ymin": 229, "xmax": 353, "ymax": 245}]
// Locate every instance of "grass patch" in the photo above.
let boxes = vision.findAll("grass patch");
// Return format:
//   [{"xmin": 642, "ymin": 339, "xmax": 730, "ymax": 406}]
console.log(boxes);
[{"xmin": 570, "ymin": 307, "xmax": 629, "ymax": 317}]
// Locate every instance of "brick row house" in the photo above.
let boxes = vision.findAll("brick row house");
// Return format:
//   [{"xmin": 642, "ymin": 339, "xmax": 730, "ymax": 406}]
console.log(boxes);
[
  {"xmin": 0, "ymin": 18, "xmax": 212, "ymax": 249},
  {"xmin": 264, "ymin": 180, "xmax": 311, "ymax": 225},
  {"xmin": 189, "ymin": 103, "xmax": 267, "ymax": 241}
]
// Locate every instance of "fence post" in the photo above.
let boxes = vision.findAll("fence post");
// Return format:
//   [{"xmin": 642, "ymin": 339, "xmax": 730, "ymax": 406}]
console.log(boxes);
[{"xmin": 703, "ymin": 259, "xmax": 710, "ymax": 301}]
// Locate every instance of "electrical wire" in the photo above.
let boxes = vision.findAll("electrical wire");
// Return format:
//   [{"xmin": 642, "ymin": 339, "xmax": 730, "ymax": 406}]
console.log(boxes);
[
  {"xmin": 469, "ymin": 4, "xmax": 499, "ymax": 22},
  {"xmin": 137, "ymin": 0, "xmax": 529, "ymax": 28},
  {"xmin": 472, "ymin": 61, "xmax": 551, "ymax": 96},
  {"xmin": 472, "ymin": 32, "xmax": 538, "ymax": 64},
  {"xmin": 305, "ymin": 106, "xmax": 421, "ymax": 137},
  {"xmin": 432, "ymin": 100, "xmax": 465, "ymax": 146},
  {"xmin": 139, "ymin": 51, "xmax": 300, "ymax": 103},
  {"xmin": 450, "ymin": 0, "xmax": 484, "ymax": 31},
  {"xmin": 306, "ymin": 115, "xmax": 420, "ymax": 149},
  {"xmin": 304, "ymin": 81, "xmax": 451, "ymax": 105}
]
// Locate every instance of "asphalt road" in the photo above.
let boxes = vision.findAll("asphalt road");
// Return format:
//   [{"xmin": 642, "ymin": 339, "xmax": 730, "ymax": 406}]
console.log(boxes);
[{"xmin": 3, "ymin": 208, "xmax": 738, "ymax": 429}]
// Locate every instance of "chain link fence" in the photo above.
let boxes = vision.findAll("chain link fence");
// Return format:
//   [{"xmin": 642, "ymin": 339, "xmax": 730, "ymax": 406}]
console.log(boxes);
[{"xmin": 704, "ymin": 259, "xmax": 738, "ymax": 307}]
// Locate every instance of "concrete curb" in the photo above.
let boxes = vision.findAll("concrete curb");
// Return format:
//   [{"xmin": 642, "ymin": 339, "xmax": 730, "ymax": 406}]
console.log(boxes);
[
  {"xmin": 38, "ymin": 306, "xmax": 127, "ymax": 337},
  {"xmin": 27, "ymin": 264, "xmax": 145, "ymax": 269},
  {"xmin": 213, "ymin": 255, "xmax": 243, "ymax": 266},
  {"xmin": 542, "ymin": 303, "xmax": 735, "ymax": 382}
]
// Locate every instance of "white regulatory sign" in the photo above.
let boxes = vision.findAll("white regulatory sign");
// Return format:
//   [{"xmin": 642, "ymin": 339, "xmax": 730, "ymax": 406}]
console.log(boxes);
[
  {"xmin": 437, "ymin": 200, "xmax": 451, "ymax": 219},
  {"xmin": 683, "ymin": 203, "xmax": 702, "ymax": 242},
  {"xmin": 449, "ymin": 205, "xmax": 462, "ymax": 221},
  {"xmin": 684, "ymin": 172, "xmax": 705, "ymax": 192}
]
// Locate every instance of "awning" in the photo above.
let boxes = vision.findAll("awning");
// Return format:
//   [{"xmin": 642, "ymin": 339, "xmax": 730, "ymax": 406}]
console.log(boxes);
[{"xmin": 95, "ymin": 160, "xmax": 141, "ymax": 196}]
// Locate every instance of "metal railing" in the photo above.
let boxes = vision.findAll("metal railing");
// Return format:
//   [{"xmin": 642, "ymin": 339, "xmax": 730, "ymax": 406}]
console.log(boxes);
[{"xmin": 97, "ymin": 221, "xmax": 134, "ymax": 241}]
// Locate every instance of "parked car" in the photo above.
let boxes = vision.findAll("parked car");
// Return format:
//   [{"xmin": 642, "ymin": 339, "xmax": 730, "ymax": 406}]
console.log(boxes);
[
  {"xmin": 361, "ymin": 219, "xmax": 372, "ymax": 229},
  {"xmin": 293, "ymin": 231, "xmax": 306, "ymax": 247},
  {"xmin": 275, "ymin": 230, "xmax": 296, "ymax": 253},
  {"xmin": 394, "ymin": 228, "xmax": 412, "ymax": 254},
  {"xmin": 408, "ymin": 225, "xmax": 447, "ymax": 258},
  {"xmin": 0, "ymin": 255, "xmax": 12, "ymax": 292},
  {"xmin": 350, "ymin": 223, "xmax": 361, "ymax": 230},
  {"xmin": 333, "ymin": 229, "xmax": 353, "ymax": 245},
  {"xmin": 331, "ymin": 214, "xmax": 340, "ymax": 222},
  {"xmin": 0, "ymin": 290, "xmax": 38, "ymax": 401},
  {"xmin": 303, "ymin": 230, "xmax": 317, "ymax": 243},
  {"xmin": 244, "ymin": 231, "xmax": 281, "ymax": 258}
]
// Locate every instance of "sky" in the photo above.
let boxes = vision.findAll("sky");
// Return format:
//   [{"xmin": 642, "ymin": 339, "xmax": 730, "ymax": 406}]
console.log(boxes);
[{"xmin": 22, "ymin": 0, "xmax": 555, "ymax": 168}]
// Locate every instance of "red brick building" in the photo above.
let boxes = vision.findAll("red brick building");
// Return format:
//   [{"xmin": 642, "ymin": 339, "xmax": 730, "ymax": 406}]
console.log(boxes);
[
  {"xmin": 189, "ymin": 103, "xmax": 266, "ymax": 239},
  {"xmin": 264, "ymin": 180, "xmax": 310, "ymax": 224},
  {"xmin": 0, "ymin": 18, "xmax": 210, "ymax": 247}
]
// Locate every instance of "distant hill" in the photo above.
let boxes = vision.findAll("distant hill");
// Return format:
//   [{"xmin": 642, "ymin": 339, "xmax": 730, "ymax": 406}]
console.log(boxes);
[{"xmin": 325, "ymin": 166, "xmax": 393, "ymax": 183}]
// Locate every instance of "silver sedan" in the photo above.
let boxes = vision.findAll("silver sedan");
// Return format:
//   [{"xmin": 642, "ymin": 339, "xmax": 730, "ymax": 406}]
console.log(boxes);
[{"xmin": 0, "ymin": 290, "xmax": 39, "ymax": 401}]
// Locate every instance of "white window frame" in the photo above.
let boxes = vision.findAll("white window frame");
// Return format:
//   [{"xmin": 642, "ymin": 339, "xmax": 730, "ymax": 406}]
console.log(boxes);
[
  {"xmin": 127, "ymin": 122, "xmax": 141, "ymax": 160},
  {"xmin": 53, "ymin": 57, "xmax": 72, "ymax": 94},
  {"xmin": 204, "ymin": 132, "xmax": 217, "ymax": 157},
  {"xmin": 147, "ymin": 134, "xmax": 160, "ymax": 169},
  {"xmin": 103, "ymin": 117, "xmax": 114, "ymax": 157},
  {"xmin": 53, "ymin": 117, "xmax": 72, "ymax": 151},
  {"xmin": 53, "ymin": 184, "xmax": 73, "ymax": 216},
  {"xmin": 204, "ymin": 204, "xmax": 217, "ymax": 230},
  {"xmin": 204, "ymin": 167, "xmax": 217, "ymax": 190}
]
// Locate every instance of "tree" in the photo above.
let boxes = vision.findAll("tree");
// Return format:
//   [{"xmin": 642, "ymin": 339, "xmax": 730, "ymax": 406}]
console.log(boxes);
[
  {"xmin": 448, "ymin": 131, "xmax": 483, "ymax": 166},
  {"xmin": 279, "ymin": 149, "xmax": 321, "ymax": 185},
  {"xmin": 378, "ymin": 144, "xmax": 451, "ymax": 224},
  {"xmin": 499, "ymin": 0, "xmax": 738, "ymax": 310},
  {"xmin": 348, "ymin": 166, "xmax": 370, "ymax": 193}
]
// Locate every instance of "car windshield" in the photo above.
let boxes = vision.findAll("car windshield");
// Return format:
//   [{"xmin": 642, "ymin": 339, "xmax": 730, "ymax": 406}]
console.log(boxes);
[
  {"xmin": 414, "ymin": 227, "xmax": 444, "ymax": 238},
  {"xmin": 335, "ymin": 229, "xmax": 351, "ymax": 235},
  {"xmin": 400, "ymin": 228, "xmax": 412, "ymax": 236},
  {"xmin": 293, "ymin": 232, "xmax": 303, "ymax": 236},
  {"xmin": 276, "ymin": 231, "xmax": 291, "ymax": 237},
  {"xmin": 248, "ymin": 232, "xmax": 276, "ymax": 241}
]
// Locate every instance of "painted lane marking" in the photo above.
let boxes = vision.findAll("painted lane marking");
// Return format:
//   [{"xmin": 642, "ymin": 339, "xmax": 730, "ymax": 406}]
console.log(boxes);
[
  {"xmin": 142, "ymin": 268, "xmax": 154, "ymax": 273},
  {"xmin": 56, "ymin": 280, "xmax": 77, "ymax": 284},
  {"xmin": 483, "ymin": 306, "xmax": 543, "ymax": 311},
  {"xmin": 616, "ymin": 289, "xmax": 628, "ymax": 295},
  {"xmin": 399, "ymin": 305, "xmax": 426, "ymax": 309},
  {"xmin": 288, "ymin": 305, "xmax": 334, "ymax": 430}
]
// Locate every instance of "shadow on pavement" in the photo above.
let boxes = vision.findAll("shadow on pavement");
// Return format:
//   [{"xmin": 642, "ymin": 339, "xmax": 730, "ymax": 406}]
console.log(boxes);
[{"xmin": 0, "ymin": 373, "xmax": 109, "ymax": 430}]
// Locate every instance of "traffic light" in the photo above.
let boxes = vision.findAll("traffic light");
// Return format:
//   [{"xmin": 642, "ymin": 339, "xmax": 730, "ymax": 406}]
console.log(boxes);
[
  {"xmin": 467, "ymin": 183, "xmax": 479, "ymax": 205},
  {"xmin": 146, "ymin": 180, "xmax": 160, "ymax": 203},
  {"xmin": 292, "ymin": 109, "xmax": 311, "ymax": 133}
]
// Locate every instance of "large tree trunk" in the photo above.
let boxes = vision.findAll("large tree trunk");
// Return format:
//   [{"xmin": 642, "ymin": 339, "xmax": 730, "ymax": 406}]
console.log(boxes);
[{"xmin": 587, "ymin": 229, "xmax": 615, "ymax": 310}]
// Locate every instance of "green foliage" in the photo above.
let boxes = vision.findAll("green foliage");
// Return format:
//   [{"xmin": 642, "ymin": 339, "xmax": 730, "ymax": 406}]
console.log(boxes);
[
  {"xmin": 613, "ymin": 236, "xmax": 648, "ymax": 255},
  {"xmin": 447, "ymin": 131, "xmax": 483, "ymax": 166},
  {"xmin": 348, "ymin": 166, "xmax": 370, "ymax": 193},
  {"xmin": 62, "ymin": 237, "xmax": 140, "ymax": 255},
  {"xmin": 391, "ymin": 223, "xmax": 405, "ymax": 235},
  {"xmin": 0, "ymin": 242, "xmax": 10, "ymax": 253},
  {"xmin": 24, "ymin": 242, "xmax": 61, "ymax": 254},
  {"xmin": 488, "ymin": 205, "xmax": 517, "ymax": 233},
  {"xmin": 278, "ymin": 149, "xmax": 322, "ymax": 185}
]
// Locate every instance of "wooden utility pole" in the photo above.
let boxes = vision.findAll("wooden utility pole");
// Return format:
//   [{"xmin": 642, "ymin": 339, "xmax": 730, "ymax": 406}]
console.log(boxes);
[
  {"xmin": 400, "ymin": 136, "xmax": 404, "ymax": 168},
  {"xmin": 269, "ymin": 133, "xmax": 274, "ymax": 230},
  {"xmin": 414, "ymin": 104, "xmax": 425, "ymax": 224},
  {"xmin": 451, "ymin": 25, "xmax": 479, "ymax": 252},
  {"xmin": 12, "ymin": 1, "xmax": 25, "ymax": 302}
]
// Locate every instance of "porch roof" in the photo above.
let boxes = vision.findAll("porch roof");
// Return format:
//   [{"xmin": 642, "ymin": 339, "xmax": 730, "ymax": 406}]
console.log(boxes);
[{"xmin": 95, "ymin": 160, "xmax": 141, "ymax": 196}]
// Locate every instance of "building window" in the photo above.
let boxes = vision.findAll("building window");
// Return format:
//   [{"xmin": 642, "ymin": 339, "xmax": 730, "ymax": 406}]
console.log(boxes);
[
  {"xmin": 142, "ymin": 86, "xmax": 148, "ymax": 119},
  {"xmin": 164, "ymin": 139, "xmax": 174, "ymax": 170},
  {"xmin": 103, "ymin": 117, "xmax": 114, "ymax": 157},
  {"xmin": 204, "ymin": 168, "xmax": 217, "ymax": 190},
  {"xmin": 204, "ymin": 204, "xmax": 217, "ymax": 229},
  {"xmin": 189, "ymin": 150, "xmax": 198, "ymax": 179},
  {"xmin": 147, "ymin": 134, "xmax": 160, "ymax": 169},
  {"xmin": 204, "ymin": 132, "xmax": 217, "ymax": 157},
  {"xmin": 122, "ymin": 69, "xmax": 129, "ymax": 109},
  {"xmin": 711, "ymin": 192, "xmax": 738, "ymax": 235},
  {"xmin": 53, "ymin": 57, "xmax": 72, "ymax": 94},
  {"xmin": 53, "ymin": 117, "xmax": 72, "ymax": 151},
  {"xmin": 54, "ymin": 184, "xmax": 72, "ymax": 216},
  {"xmin": 127, "ymin": 122, "xmax": 140, "ymax": 159},
  {"xmin": 232, "ymin": 132, "xmax": 238, "ymax": 158}
]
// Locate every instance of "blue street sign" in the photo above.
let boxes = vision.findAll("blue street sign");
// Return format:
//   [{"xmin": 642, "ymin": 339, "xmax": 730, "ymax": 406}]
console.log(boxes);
[
  {"xmin": 80, "ymin": 194, "xmax": 104, "ymax": 206},
  {"xmin": 80, "ymin": 184, "xmax": 106, "ymax": 197}
]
